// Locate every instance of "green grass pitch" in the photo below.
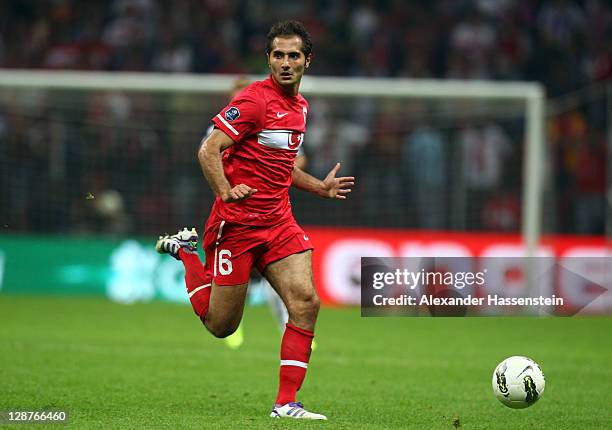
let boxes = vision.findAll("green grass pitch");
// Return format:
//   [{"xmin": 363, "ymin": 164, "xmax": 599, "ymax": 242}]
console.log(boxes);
[{"xmin": 1, "ymin": 295, "xmax": 610, "ymax": 429}]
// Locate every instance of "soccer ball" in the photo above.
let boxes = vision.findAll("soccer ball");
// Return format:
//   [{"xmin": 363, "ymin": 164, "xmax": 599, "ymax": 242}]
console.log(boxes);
[{"xmin": 492, "ymin": 356, "xmax": 545, "ymax": 409}]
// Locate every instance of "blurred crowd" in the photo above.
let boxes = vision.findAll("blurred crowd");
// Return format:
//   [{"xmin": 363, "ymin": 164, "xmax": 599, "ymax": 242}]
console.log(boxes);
[
  {"xmin": 0, "ymin": 0, "xmax": 609, "ymax": 236},
  {"xmin": 1, "ymin": 0, "xmax": 610, "ymax": 93}
]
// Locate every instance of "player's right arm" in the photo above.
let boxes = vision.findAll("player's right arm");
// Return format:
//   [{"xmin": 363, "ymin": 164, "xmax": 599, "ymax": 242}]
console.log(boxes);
[{"xmin": 198, "ymin": 129, "xmax": 257, "ymax": 203}]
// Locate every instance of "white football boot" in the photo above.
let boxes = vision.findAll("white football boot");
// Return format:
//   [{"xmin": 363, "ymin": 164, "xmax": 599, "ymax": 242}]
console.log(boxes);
[
  {"xmin": 270, "ymin": 402, "xmax": 327, "ymax": 420},
  {"xmin": 155, "ymin": 227, "xmax": 198, "ymax": 260}
]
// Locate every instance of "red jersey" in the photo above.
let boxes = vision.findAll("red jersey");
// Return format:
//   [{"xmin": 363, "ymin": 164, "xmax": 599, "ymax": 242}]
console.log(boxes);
[{"xmin": 210, "ymin": 75, "xmax": 309, "ymax": 226}]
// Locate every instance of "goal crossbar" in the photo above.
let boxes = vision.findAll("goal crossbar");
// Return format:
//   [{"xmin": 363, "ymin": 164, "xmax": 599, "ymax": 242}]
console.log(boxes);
[{"xmin": 0, "ymin": 70, "xmax": 542, "ymax": 99}]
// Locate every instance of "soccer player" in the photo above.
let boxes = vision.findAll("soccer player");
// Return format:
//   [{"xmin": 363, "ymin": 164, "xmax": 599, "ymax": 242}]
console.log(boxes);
[
  {"xmin": 207, "ymin": 76, "xmax": 306, "ymax": 350},
  {"xmin": 156, "ymin": 20, "xmax": 354, "ymax": 420}
]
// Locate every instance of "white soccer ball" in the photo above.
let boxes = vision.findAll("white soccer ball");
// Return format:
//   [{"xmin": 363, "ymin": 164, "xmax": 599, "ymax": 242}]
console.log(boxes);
[{"xmin": 492, "ymin": 356, "xmax": 545, "ymax": 409}]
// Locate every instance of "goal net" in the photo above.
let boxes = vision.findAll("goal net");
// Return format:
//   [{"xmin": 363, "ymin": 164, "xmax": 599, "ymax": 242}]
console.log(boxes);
[{"xmin": 0, "ymin": 70, "xmax": 544, "ymax": 250}]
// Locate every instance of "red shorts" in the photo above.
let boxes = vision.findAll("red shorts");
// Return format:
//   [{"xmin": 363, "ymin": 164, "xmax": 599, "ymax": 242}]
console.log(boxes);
[{"xmin": 201, "ymin": 215, "xmax": 313, "ymax": 286}]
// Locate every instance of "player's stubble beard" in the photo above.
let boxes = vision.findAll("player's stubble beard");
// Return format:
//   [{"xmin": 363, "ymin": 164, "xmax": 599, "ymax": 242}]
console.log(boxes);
[
  {"xmin": 269, "ymin": 64, "xmax": 306, "ymax": 93},
  {"xmin": 270, "ymin": 62, "xmax": 307, "ymax": 95}
]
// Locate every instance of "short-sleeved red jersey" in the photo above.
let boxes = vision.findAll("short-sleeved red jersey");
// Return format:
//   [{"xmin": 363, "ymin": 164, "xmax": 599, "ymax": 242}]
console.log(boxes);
[{"xmin": 210, "ymin": 75, "xmax": 309, "ymax": 226}]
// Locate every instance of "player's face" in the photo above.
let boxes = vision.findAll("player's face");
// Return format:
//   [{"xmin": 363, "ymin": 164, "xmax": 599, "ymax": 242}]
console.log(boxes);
[{"xmin": 268, "ymin": 36, "xmax": 311, "ymax": 92}]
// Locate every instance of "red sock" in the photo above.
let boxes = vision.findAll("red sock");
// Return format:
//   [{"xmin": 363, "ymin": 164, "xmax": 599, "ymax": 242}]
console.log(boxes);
[
  {"xmin": 178, "ymin": 248, "xmax": 210, "ymax": 318},
  {"xmin": 275, "ymin": 323, "xmax": 314, "ymax": 406}
]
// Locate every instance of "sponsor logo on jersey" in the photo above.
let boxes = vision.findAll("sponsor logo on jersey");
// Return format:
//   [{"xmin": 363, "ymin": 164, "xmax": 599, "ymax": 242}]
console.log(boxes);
[{"xmin": 225, "ymin": 106, "xmax": 240, "ymax": 121}]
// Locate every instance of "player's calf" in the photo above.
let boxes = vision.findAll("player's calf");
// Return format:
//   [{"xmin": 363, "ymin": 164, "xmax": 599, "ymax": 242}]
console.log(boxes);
[{"xmin": 156, "ymin": 227, "xmax": 212, "ymax": 318}]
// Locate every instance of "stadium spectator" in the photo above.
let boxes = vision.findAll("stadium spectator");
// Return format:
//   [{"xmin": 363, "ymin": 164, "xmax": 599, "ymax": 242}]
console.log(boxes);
[
  {"xmin": 537, "ymin": 0, "xmax": 585, "ymax": 49},
  {"xmin": 401, "ymin": 114, "xmax": 448, "ymax": 230},
  {"xmin": 573, "ymin": 130, "xmax": 606, "ymax": 234},
  {"xmin": 459, "ymin": 121, "xmax": 514, "ymax": 230},
  {"xmin": 448, "ymin": 8, "xmax": 497, "ymax": 79}
]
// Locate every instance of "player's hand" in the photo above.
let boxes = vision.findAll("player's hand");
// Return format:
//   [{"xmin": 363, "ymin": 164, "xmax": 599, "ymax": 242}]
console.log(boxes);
[
  {"xmin": 321, "ymin": 162, "xmax": 354, "ymax": 200},
  {"xmin": 222, "ymin": 184, "xmax": 258, "ymax": 203}
]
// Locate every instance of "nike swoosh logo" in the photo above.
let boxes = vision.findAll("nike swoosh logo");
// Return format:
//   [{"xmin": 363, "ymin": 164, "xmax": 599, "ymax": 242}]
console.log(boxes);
[
  {"xmin": 277, "ymin": 112, "xmax": 288, "ymax": 118},
  {"xmin": 303, "ymin": 235, "xmax": 309, "ymax": 241},
  {"xmin": 517, "ymin": 365, "xmax": 533, "ymax": 377}
]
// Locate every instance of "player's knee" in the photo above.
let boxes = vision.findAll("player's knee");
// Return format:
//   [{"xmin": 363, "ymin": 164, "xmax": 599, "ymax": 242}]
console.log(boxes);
[
  {"xmin": 289, "ymin": 290, "xmax": 320, "ymax": 323},
  {"xmin": 307, "ymin": 292, "xmax": 321, "ymax": 316},
  {"xmin": 205, "ymin": 319, "xmax": 239, "ymax": 339},
  {"xmin": 208, "ymin": 324, "xmax": 238, "ymax": 339}
]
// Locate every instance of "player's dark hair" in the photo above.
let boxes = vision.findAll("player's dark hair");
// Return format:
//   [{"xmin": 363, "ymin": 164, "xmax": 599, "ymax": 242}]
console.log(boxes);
[{"xmin": 266, "ymin": 20, "xmax": 313, "ymax": 57}]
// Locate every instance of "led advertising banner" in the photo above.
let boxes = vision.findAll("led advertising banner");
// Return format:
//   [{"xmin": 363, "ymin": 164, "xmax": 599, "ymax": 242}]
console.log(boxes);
[{"xmin": 0, "ymin": 230, "xmax": 609, "ymax": 314}]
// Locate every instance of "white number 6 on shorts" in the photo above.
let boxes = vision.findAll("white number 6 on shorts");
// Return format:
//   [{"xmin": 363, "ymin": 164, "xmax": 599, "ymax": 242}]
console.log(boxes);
[{"xmin": 217, "ymin": 249, "xmax": 233, "ymax": 275}]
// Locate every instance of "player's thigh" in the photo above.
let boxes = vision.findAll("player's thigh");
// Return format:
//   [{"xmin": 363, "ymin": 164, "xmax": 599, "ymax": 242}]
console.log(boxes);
[
  {"xmin": 202, "ymin": 220, "xmax": 262, "ymax": 329},
  {"xmin": 207, "ymin": 282, "xmax": 248, "ymax": 326},
  {"xmin": 263, "ymin": 250, "xmax": 317, "ymax": 305}
]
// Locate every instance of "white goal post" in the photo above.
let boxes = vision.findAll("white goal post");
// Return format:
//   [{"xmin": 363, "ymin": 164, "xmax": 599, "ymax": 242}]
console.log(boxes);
[{"xmin": 0, "ymin": 69, "xmax": 545, "ymax": 259}]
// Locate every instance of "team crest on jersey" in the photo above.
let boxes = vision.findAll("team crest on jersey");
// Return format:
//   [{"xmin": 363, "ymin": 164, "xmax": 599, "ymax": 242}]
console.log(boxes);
[
  {"xmin": 288, "ymin": 132, "xmax": 303, "ymax": 149},
  {"xmin": 225, "ymin": 106, "xmax": 240, "ymax": 121}
]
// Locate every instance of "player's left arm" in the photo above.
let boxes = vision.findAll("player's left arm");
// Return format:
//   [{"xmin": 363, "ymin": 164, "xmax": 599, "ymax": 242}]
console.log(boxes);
[
  {"xmin": 295, "ymin": 153, "xmax": 307, "ymax": 170},
  {"xmin": 292, "ymin": 162, "xmax": 354, "ymax": 200}
]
